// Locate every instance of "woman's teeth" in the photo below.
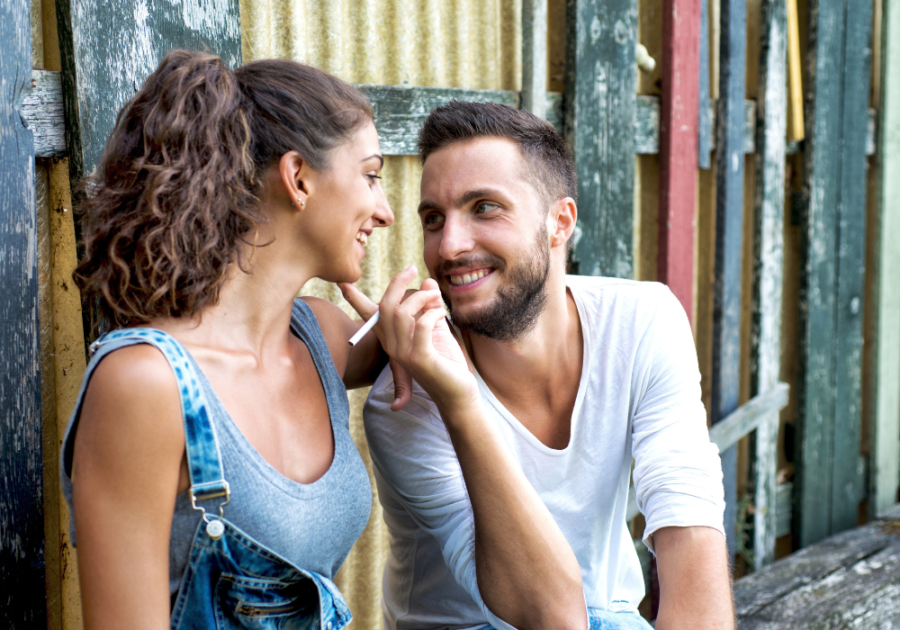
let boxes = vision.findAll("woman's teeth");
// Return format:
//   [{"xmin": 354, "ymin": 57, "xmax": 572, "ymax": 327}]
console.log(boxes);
[
  {"xmin": 356, "ymin": 232, "xmax": 368, "ymax": 246},
  {"xmin": 450, "ymin": 270, "xmax": 489, "ymax": 286}
]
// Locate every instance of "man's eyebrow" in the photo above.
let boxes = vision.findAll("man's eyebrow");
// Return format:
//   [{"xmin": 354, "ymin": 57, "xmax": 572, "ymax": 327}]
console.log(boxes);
[
  {"xmin": 417, "ymin": 200, "xmax": 441, "ymax": 215},
  {"xmin": 362, "ymin": 154, "xmax": 384, "ymax": 168},
  {"xmin": 455, "ymin": 188, "xmax": 507, "ymax": 208}
]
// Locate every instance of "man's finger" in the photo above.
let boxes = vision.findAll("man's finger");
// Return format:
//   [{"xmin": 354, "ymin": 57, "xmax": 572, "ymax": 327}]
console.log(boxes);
[
  {"xmin": 338, "ymin": 282, "xmax": 378, "ymax": 320},
  {"xmin": 390, "ymin": 359, "xmax": 413, "ymax": 411}
]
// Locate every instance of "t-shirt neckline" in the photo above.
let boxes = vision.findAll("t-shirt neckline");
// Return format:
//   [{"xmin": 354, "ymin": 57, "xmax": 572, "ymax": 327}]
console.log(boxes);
[{"xmin": 471, "ymin": 280, "xmax": 591, "ymax": 456}]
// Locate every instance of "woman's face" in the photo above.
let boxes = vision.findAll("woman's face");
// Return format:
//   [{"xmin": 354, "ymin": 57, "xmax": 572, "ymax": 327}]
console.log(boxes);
[{"xmin": 303, "ymin": 121, "xmax": 394, "ymax": 282}]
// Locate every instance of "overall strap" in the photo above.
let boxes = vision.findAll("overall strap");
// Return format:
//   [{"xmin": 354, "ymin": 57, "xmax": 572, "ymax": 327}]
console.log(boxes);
[{"xmin": 90, "ymin": 329, "xmax": 230, "ymax": 515}]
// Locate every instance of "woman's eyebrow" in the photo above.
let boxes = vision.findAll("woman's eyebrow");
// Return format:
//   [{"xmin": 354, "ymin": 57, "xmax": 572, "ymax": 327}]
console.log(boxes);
[{"xmin": 362, "ymin": 154, "xmax": 384, "ymax": 168}]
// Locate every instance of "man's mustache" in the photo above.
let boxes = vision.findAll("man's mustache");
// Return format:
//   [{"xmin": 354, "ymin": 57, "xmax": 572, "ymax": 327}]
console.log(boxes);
[{"xmin": 434, "ymin": 255, "xmax": 507, "ymax": 277}]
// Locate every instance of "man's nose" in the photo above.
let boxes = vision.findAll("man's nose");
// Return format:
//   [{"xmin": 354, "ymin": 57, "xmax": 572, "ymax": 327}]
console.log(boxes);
[{"xmin": 438, "ymin": 213, "xmax": 475, "ymax": 260}]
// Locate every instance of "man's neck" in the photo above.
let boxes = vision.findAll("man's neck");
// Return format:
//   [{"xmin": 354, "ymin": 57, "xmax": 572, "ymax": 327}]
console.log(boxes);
[{"xmin": 464, "ymin": 270, "xmax": 584, "ymax": 449}]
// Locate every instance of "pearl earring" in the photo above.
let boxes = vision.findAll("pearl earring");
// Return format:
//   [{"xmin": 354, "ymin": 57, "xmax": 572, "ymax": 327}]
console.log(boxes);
[{"xmin": 297, "ymin": 196, "xmax": 305, "ymax": 209}]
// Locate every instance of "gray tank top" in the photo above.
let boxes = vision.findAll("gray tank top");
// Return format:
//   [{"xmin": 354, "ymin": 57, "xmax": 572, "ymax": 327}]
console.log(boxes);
[{"xmin": 60, "ymin": 299, "xmax": 372, "ymax": 596}]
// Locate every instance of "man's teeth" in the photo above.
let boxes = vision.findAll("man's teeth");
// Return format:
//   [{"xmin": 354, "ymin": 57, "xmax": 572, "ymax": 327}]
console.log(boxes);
[
  {"xmin": 450, "ymin": 270, "xmax": 489, "ymax": 286},
  {"xmin": 356, "ymin": 232, "xmax": 368, "ymax": 246}
]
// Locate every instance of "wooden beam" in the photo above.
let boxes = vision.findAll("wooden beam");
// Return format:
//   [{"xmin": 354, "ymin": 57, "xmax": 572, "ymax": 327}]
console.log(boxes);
[
  {"xmin": 55, "ymin": 0, "xmax": 242, "ymax": 180},
  {"xmin": 565, "ymin": 0, "xmax": 637, "ymax": 278},
  {"xmin": 831, "ymin": 0, "xmax": 873, "ymax": 535},
  {"xmin": 21, "ymin": 70, "xmax": 65, "ymax": 158},
  {"xmin": 521, "ymin": 0, "xmax": 548, "ymax": 118},
  {"xmin": 658, "ymin": 0, "xmax": 701, "ymax": 322},
  {"xmin": 712, "ymin": 0, "xmax": 748, "ymax": 561},
  {"xmin": 871, "ymin": 0, "xmax": 900, "ymax": 517},
  {"xmin": 0, "ymin": 0, "xmax": 44, "ymax": 625},
  {"xmin": 786, "ymin": 0, "xmax": 805, "ymax": 141},
  {"xmin": 751, "ymin": 0, "xmax": 789, "ymax": 568}
]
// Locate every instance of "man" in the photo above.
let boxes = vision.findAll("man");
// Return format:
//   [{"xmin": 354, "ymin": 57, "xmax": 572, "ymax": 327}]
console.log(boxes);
[{"xmin": 361, "ymin": 102, "xmax": 732, "ymax": 630}]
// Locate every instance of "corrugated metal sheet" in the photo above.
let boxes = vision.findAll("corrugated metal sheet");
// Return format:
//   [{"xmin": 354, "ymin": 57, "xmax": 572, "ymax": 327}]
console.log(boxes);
[{"xmin": 239, "ymin": 3, "xmax": 522, "ymax": 627}]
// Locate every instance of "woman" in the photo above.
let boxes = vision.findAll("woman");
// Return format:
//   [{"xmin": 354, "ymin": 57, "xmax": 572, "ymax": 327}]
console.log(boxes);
[{"xmin": 59, "ymin": 50, "xmax": 423, "ymax": 629}]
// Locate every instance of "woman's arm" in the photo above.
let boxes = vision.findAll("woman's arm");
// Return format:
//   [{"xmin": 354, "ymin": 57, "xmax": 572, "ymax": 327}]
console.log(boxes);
[{"xmin": 72, "ymin": 345, "xmax": 186, "ymax": 630}]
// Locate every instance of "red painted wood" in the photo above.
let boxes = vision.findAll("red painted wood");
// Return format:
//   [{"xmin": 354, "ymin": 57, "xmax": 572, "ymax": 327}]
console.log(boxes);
[{"xmin": 658, "ymin": 0, "xmax": 701, "ymax": 324}]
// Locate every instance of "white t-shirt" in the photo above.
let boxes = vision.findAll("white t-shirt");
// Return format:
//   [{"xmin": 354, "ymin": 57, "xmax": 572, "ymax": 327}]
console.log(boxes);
[{"xmin": 363, "ymin": 276, "xmax": 725, "ymax": 630}]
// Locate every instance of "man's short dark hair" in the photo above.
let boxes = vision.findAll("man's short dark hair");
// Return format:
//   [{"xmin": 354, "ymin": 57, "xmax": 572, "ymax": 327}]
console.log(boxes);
[{"xmin": 417, "ymin": 100, "xmax": 578, "ymax": 207}]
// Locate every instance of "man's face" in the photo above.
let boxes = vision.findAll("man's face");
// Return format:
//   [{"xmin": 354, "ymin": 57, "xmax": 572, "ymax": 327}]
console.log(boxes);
[{"xmin": 418, "ymin": 137, "xmax": 551, "ymax": 342}]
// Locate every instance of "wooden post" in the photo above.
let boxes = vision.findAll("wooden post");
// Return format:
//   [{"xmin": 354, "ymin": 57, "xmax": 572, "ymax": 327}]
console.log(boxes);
[
  {"xmin": 712, "ymin": 0, "xmax": 748, "ymax": 561},
  {"xmin": 797, "ymin": 0, "xmax": 873, "ymax": 547},
  {"xmin": 0, "ymin": 0, "xmax": 44, "ymax": 625},
  {"xmin": 698, "ymin": 0, "xmax": 712, "ymax": 169},
  {"xmin": 522, "ymin": 0, "xmax": 548, "ymax": 118},
  {"xmin": 871, "ymin": 0, "xmax": 900, "ymax": 517},
  {"xmin": 565, "ymin": 0, "xmax": 637, "ymax": 278},
  {"xmin": 751, "ymin": 0, "xmax": 788, "ymax": 568},
  {"xmin": 786, "ymin": 0, "xmax": 805, "ymax": 141},
  {"xmin": 831, "ymin": 0, "xmax": 873, "ymax": 535},
  {"xmin": 658, "ymin": 0, "xmax": 700, "ymax": 321}
]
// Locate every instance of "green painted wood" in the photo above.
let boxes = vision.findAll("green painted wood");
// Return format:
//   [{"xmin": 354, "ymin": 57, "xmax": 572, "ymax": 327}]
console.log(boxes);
[
  {"xmin": 713, "ymin": 0, "xmax": 748, "ymax": 562},
  {"xmin": 698, "ymin": 0, "xmax": 712, "ymax": 168},
  {"xmin": 871, "ymin": 0, "xmax": 900, "ymax": 517},
  {"xmin": 55, "ymin": 0, "xmax": 242, "ymax": 180},
  {"xmin": 357, "ymin": 85, "xmax": 520, "ymax": 156},
  {"xmin": 522, "ymin": 0, "xmax": 548, "ymax": 118},
  {"xmin": 751, "ymin": 0, "xmax": 788, "ymax": 568},
  {"xmin": 565, "ymin": 0, "xmax": 637, "ymax": 278},
  {"xmin": 0, "ymin": 0, "xmax": 44, "ymax": 625},
  {"xmin": 796, "ymin": 0, "xmax": 844, "ymax": 549},
  {"xmin": 831, "ymin": 0, "xmax": 873, "ymax": 535},
  {"xmin": 776, "ymin": 482, "xmax": 792, "ymax": 537}
]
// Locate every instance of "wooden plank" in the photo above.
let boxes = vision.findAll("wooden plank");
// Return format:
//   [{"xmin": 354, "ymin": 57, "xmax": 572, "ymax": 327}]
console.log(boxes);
[
  {"xmin": 521, "ymin": 0, "xmax": 548, "ymax": 118},
  {"xmin": 55, "ymin": 0, "xmax": 242, "ymax": 179},
  {"xmin": 21, "ymin": 70, "xmax": 65, "ymax": 158},
  {"xmin": 358, "ymin": 85, "xmax": 520, "ymax": 156},
  {"xmin": 708, "ymin": 383, "xmax": 790, "ymax": 452},
  {"xmin": 776, "ymin": 482, "xmax": 792, "ymax": 537},
  {"xmin": 735, "ymin": 512, "xmax": 900, "ymax": 627},
  {"xmin": 796, "ymin": 0, "xmax": 845, "ymax": 549},
  {"xmin": 871, "ymin": 0, "xmax": 900, "ymax": 517},
  {"xmin": 831, "ymin": 0, "xmax": 874, "ymax": 535},
  {"xmin": 0, "ymin": 0, "xmax": 44, "ymax": 625},
  {"xmin": 565, "ymin": 0, "xmax": 637, "ymax": 278},
  {"xmin": 698, "ymin": 0, "xmax": 712, "ymax": 168},
  {"xmin": 712, "ymin": 0, "xmax": 748, "ymax": 561},
  {"xmin": 657, "ymin": 0, "xmax": 701, "ymax": 322},
  {"xmin": 751, "ymin": 0, "xmax": 789, "ymax": 568}
]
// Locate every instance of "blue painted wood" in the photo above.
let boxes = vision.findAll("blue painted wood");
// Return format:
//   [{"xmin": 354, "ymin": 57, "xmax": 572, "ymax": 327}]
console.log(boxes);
[
  {"xmin": 698, "ymin": 0, "xmax": 712, "ymax": 169},
  {"xmin": 831, "ymin": 0, "xmax": 873, "ymax": 534},
  {"xmin": 712, "ymin": 0, "xmax": 748, "ymax": 562},
  {"xmin": 565, "ymin": 0, "xmax": 638, "ymax": 278},
  {"xmin": 0, "ymin": 0, "xmax": 44, "ymax": 625}
]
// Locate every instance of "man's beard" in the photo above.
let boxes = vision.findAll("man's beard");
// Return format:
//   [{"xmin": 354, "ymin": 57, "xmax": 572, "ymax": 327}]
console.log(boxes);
[{"xmin": 437, "ymin": 225, "xmax": 551, "ymax": 343}]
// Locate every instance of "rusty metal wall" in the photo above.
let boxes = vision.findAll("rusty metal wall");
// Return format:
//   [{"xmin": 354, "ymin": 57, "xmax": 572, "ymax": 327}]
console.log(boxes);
[{"xmin": 239, "ymin": 2, "xmax": 522, "ymax": 627}]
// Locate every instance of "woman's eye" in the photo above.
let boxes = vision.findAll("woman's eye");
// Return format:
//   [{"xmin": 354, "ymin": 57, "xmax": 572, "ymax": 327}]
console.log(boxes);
[{"xmin": 367, "ymin": 173, "xmax": 382, "ymax": 184}]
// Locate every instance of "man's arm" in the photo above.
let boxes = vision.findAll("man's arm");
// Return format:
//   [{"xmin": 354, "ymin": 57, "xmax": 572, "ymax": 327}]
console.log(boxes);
[{"xmin": 653, "ymin": 526, "xmax": 734, "ymax": 630}]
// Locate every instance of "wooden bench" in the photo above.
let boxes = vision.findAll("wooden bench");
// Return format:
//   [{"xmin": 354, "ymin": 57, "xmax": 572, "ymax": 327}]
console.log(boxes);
[{"xmin": 734, "ymin": 504, "xmax": 900, "ymax": 628}]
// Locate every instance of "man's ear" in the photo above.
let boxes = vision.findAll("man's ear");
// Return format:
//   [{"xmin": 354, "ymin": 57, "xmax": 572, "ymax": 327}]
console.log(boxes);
[
  {"xmin": 548, "ymin": 197, "xmax": 577, "ymax": 250},
  {"xmin": 278, "ymin": 151, "xmax": 311, "ymax": 208}
]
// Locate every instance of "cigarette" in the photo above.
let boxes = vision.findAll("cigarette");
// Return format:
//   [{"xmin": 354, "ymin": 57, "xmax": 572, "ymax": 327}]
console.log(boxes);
[{"xmin": 349, "ymin": 310, "xmax": 380, "ymax": 346}]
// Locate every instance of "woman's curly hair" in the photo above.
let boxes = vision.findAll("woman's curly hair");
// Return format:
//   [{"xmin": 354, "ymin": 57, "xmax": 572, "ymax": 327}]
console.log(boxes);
[{"xmin": 74, "ymin": 50, "xmax": 373, "ymax": 329}]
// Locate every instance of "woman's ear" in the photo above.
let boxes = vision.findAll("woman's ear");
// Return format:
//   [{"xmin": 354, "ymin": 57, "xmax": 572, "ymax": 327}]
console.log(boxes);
[
  {"xmin": 548, "ymin": 197, "xmax": 577, "ymax": 249},
  {"xmin": 279, "ymin": 151, "xmax": 309, "ymax": 210}
]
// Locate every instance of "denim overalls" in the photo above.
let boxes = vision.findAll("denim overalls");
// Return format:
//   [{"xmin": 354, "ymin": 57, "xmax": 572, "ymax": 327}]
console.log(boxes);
[{"xmin": 79, "ymin": 327, "xmax": 354, "ymax": 630}]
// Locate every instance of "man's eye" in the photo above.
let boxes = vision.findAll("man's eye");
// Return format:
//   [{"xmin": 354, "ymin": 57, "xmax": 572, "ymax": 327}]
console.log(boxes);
[
  {"xmin": 475, "ymin": 202, "xmax": 499, "ymax": 214},
  {"xmin": 423, "ymin": 213, "xmax": 444, "ymax": 229}
]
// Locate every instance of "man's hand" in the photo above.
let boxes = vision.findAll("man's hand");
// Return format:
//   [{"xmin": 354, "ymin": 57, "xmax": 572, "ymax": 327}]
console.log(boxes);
[{"xmin": 653, "ymin": 526, "xmax": 735, "ymax": 630}]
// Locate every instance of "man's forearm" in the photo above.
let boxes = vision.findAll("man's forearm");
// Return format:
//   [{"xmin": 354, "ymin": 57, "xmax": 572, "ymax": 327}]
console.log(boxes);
[
  {"xmin": 653, "ymin": 526, "xmax": 735, "ymax": 630},
  {"xmin": 439, "ymin": 400, "xmax": 587, "ymax": 630}
]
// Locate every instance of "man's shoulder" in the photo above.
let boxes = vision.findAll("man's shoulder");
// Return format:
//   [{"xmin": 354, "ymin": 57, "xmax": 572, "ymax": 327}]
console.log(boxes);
[{"xmin": 565, "ymin": 275, "xmax": 680, "ymax": 320}]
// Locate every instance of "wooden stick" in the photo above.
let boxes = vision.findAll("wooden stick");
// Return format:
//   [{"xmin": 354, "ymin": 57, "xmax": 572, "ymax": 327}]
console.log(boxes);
[{"xmin": 786, "ymin": 0, "xmax": 805, "ymax": 141}]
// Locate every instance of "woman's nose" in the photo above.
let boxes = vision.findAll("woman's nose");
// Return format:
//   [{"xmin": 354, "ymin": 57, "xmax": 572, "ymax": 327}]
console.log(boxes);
[{"xmin": 373, "ymin": 187, "xmax": 394, "ymax": 227}]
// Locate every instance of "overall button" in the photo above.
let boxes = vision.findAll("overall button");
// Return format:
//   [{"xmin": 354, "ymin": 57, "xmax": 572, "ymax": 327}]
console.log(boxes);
[{"xmin": 206, "ymin": 519, "xmax": 225, "ymax": 540}]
